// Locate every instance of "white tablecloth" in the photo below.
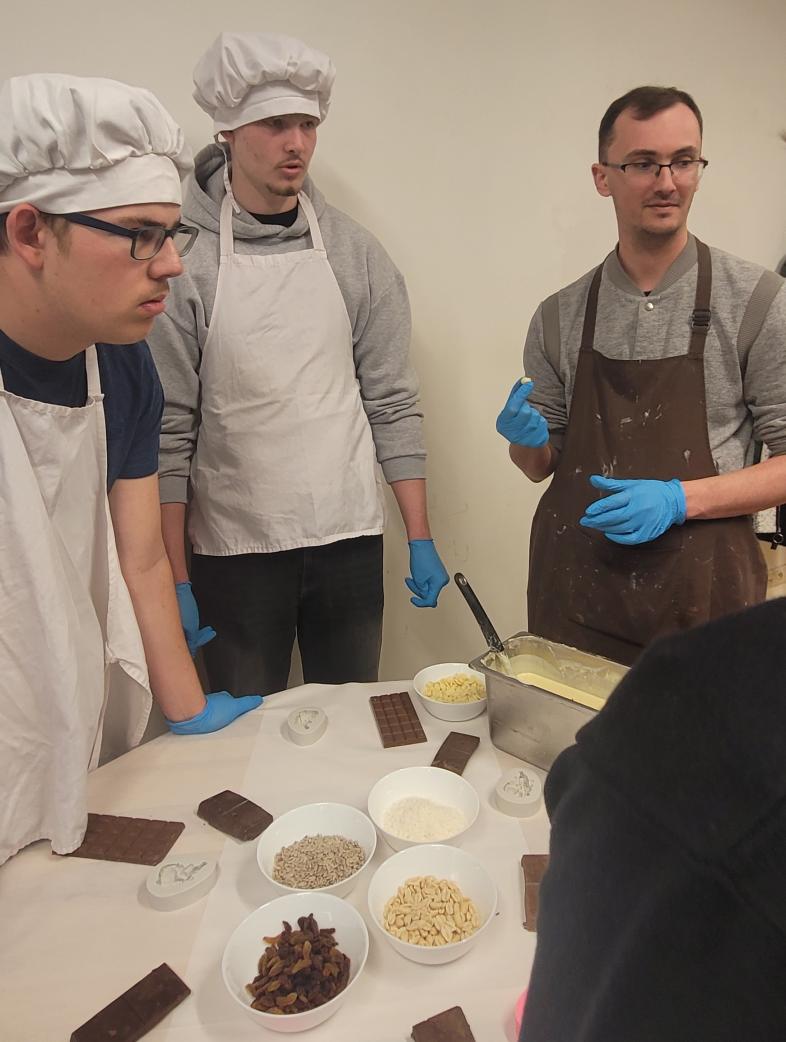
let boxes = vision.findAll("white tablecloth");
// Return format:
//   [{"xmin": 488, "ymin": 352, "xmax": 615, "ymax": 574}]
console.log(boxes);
[{"xmin": 0, "ymin": 682, "xmax": 550, "ymax": 1042}]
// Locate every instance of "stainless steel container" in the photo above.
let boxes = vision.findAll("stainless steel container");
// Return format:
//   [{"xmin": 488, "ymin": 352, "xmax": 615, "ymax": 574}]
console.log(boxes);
[{"xmin": 469, "ymin": 632, "xmax": 628, "ymax": 771}]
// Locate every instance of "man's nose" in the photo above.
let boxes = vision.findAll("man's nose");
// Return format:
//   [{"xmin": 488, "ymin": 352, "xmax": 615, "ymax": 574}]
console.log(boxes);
[
  {"xmin": 283, "ymin": 128, "xmax": 308, "ymax": 153},
  {"xmin": 654, "ymin": 164, "xmax": 677, "ymax": 190},
  {"xmin": 150, "ymin": 236, "xmax": 183, "ymax": 278}
]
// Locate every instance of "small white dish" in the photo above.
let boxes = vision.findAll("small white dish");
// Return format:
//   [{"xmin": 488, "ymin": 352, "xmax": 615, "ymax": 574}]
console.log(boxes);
[
  {"xmin": 367, "ymin": 843, "xmax": 497, "ymax": 965},
  {"xmin": 367, "ymin": 765, "xmax": 479, "ymax": 852},
  {"xmin": 145, "ymin": 853, "xmax": 218, "ymax": 910},
  {"xmin": 222, "ymin": 892, "xmax": 369, "ymax": 1033},
  {"xmin": 257, "ymin": 802, "xmax": 377, "ymax": 898},
  {"xmin": 412, "ymin": 662, "xmax": 488, "ymax": 721}
]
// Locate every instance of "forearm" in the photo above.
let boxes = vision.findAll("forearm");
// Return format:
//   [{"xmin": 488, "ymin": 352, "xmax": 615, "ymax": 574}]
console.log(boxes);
[
  {"xmin": 683, "ymin": 456, "xmax": 786, "ymax": 520},
  {"xmin": 509, "ymin": 441, "xmax": 560, "ymax": 482},
  {"xmin": 161, "ymin": 502, "xmax": 189, "ymax": 583},
  {"xmin": 121, "ymin": 549, "xmax": 206, "ymax": 722},
  {"xmin": 390, "ymin": 478, "xmax": 431, "ymax": 540}
]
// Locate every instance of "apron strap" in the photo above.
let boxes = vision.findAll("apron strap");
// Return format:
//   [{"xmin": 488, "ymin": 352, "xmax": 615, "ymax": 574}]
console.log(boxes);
[
  {"xmin": 85, "ymin": 345, "xmax": 101, "ymax": 398},
  {"xmin": 298, "ymin": 192, "xmax": 326, "ymax": 254},
  {"xmin": 219, "ymin": 193, "xmax": 235, "ymax": 259},
  {"xmin": 688, "ymin": 238, "xmax": 712, "ymax": 360},
  {"xmin": 579, "ymin": 265, "xmax": 604, "ymax": 354}
]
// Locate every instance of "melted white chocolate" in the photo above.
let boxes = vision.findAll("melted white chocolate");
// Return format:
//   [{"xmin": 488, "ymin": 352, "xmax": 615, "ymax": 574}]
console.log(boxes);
[{"xmin": 515, "ymin": 672, "xmax": 607, "ymax": 712}]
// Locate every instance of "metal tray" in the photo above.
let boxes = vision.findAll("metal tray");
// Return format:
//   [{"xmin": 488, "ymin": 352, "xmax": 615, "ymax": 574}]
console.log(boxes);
[{"xmin": 469, "ymin": 632, "xmax": 627, "ymax": 771}]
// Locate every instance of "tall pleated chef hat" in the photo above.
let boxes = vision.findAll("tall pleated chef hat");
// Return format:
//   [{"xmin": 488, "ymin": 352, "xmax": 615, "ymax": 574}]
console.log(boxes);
[
  {"xmin": 193, "ymin": 32, "xmax": 336, "ymax": 133},
  {"xmin": 0, "ymin": 73, "xmax": 191, "ymax": 215}
]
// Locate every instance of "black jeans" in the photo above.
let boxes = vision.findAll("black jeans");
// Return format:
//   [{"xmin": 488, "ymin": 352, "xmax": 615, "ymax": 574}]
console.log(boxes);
[{"xmin": 191, "ymin": 535, "xmax": 384, "ymax": 696}]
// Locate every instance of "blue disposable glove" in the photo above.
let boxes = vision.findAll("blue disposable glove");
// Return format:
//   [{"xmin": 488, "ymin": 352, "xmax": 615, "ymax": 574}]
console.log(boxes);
[
  {"xmin": 175, "ymin": 581, "xmax": 216, "ymax": 656},
  {"xmin": 580, "ymin": 475, "xmax": 687, "ymax": 545},
  {"xmin": 166, "ymin": 691, "xmax": 264, "ymax": 735},
  {"xmin": 495, "ymin": 379, "xmax": 549, "ymax": 448},
  {"xmin": 406, "ymin": 539, "xmax": 449, "ymax": 608}
]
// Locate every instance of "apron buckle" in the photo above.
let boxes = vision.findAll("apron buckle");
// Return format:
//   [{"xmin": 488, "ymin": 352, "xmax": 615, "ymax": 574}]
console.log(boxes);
[{"xmin": 690, "ymin": 308, "xmax": 712, "ymax": 329}]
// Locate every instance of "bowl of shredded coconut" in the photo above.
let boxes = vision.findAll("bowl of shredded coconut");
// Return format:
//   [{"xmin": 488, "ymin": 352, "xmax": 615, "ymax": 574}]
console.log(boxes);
[
  {"xmin": 412, "ymin": 663, "xmax": 487, "ymax": 721},
  {"xmin": 257, "ymin": 803, "xmax": 377, "ymax": 898},
  {"xmin": 367, "ymin": 766, "xmax": 480, "ymax": 852}
]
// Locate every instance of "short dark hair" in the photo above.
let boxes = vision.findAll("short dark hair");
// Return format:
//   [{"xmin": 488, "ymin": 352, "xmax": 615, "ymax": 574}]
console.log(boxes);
[{"xmin": 598, "ymin": 86, "xmax": 703, "ymax": 160}]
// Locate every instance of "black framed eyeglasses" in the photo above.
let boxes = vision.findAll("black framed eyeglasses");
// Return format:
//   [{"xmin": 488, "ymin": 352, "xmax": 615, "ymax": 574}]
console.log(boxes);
[
  {"xmin": 601, "ymin": 158, "xmax": 709, "ymax": 183},
  {"xmin": 58, "ymin": 212, "xmax": 199, "ymax": 259}
]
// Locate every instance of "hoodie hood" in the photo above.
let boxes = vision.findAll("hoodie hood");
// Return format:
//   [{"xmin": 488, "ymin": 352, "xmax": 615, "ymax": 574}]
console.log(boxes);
[{"xmin": 183, "ymin": 142, "xmax": 327, "ymax": 240}]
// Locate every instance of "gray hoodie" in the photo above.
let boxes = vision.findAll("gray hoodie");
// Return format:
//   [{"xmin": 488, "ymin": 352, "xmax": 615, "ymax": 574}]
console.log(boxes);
[{"xmin": 148, "ymin": 144, "xmax": 425, "ymax": 504}]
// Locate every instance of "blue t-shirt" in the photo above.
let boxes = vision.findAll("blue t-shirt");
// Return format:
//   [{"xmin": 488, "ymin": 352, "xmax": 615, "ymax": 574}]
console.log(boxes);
[{"xmin": 0, "ymin": 330, "xmax": 163, "ymax": 490}]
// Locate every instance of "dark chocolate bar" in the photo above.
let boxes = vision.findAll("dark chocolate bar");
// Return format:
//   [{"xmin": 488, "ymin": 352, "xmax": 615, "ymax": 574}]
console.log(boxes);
[
  {"xmin": 65, "ymin": 814, "xmax": 184, "ymax": 866},
  {"xmin": 70, "ymin": 962, "xmax": 190, "ymax": 1041},
  {"xmin": 521, "ymin": 853, "xmax": 550, "ymax": 932},
  {"xmin": 431, "ymin": 731, "xmax": 480, "ymax": 775},
  {"xmin": 197, "ymin": 790, "xmax": 273, "ymax": 841},
  {"xmin": 369, "ymin": 691, "xmax": 427, "ymax": 748},
  {"xmin": 412, "ymin": 1005, "xmax": 476, "ymax": 1041}
]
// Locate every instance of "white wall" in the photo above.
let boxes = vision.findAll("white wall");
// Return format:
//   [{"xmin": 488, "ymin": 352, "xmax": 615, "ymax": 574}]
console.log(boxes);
[{"xmin": 5, "ymin": 0, "xmax": 786, "ymax": 680}]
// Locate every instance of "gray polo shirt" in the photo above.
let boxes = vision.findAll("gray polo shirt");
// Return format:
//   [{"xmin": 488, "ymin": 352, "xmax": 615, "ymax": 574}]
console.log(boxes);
[{"xmin": 523, "ymin": 235, "xmax": 786, "ymax": 474}]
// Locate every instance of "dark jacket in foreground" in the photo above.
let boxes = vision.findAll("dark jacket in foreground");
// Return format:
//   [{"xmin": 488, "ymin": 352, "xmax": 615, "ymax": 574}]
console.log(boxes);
[{"xmin": 520, "ymin": 598, "xmax": 786, "ymax": 1042}]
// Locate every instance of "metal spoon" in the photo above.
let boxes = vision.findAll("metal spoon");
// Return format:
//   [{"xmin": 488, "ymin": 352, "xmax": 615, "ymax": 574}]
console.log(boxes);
[{"xmin": 454, "ymin": 572, "xmax": 514, "ymax": 675}]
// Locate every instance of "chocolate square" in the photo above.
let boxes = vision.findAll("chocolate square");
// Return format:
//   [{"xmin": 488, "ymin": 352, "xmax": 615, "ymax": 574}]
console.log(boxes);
[
  {"xmin": 369, "ymin": 691, "xmax": 427, "ymax": 748},
  {"xmin": 70, "ymin": 962, "xmax": 190, "ymax": 1041},
  {"xmin": 522, "ymin": 853, "xmax": 550, "ymax": 932},
  {"xmin": 431, "ymin": 731, "xmax": 480, "ymax": 775},
  {"xmin": 412, "ymin": 1005, "xmax": 476, "ymax": 1041},
  {"xmin": 197, "ymin": 790, "xmax": 273, "ymax": 841},
  {"xmin": 64, "ymin": 814, "xmax": 184, "ymax": 866}
]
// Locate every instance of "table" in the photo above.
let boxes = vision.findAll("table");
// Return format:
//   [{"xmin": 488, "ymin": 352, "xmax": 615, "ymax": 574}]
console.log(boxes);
[{"xmin": 0, "ymin": 682, "xmax": 550, "ymax": 1042}]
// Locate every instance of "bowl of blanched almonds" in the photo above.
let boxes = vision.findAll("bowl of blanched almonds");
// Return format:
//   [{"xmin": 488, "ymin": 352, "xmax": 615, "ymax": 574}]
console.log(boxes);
[
  {"xmin": 412, "ymin": 663, "xmax": 487, "ymax": 721},
  {"xmin": 367, "ymin": 843, "xmax": 498, "ymax": 965},
  {"xmin": 257, "ymin": 803, "xmax": 377, "ymax": 898}
]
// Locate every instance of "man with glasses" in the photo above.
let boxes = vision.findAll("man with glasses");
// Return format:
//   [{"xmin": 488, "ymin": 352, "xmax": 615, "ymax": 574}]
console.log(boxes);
[
  {"xmin": 148, "ymin": 33, "xmax": 448, "ymax": 698},
  {"xmin": 497, "ymin": 85, "xmax": 786, "ymax": 665},
  {"xmin": 0, "ymin": 74, "xmax": 262, "ymax": 866}
]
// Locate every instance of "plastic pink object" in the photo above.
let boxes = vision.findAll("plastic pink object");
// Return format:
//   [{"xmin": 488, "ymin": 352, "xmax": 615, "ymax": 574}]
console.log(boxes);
[{"xmin": 514, "ymin": 989, "xmax": 528, "ymax": 1034}]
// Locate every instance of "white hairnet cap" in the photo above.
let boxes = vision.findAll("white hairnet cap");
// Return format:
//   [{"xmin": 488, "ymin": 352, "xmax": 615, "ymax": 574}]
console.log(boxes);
[
  {"xmin": 193, "ymin": 32, "xmax": 335, "ymax": 133},
  {"xmin": 0, "ymin": 73, "xmax": 192, "ymax": 215}
]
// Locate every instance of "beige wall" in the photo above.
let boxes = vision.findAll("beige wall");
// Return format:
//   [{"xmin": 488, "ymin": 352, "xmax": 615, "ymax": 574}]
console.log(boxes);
[{"xmin": 5, "ymin": 0, "xmax": 786, "ymax": 680}]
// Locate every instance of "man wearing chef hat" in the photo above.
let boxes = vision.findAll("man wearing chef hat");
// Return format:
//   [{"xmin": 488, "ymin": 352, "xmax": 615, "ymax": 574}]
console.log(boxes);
[
  {"xmin": 496, "ymin": 85, "xmax": 786, "ymax": 666},
  {"xmin": 0, "ymin": 73, "xmax": 262, "ymax": 866},
  {"xmin": 148, "ymin": 33, "xmax": 448, "ymax": 697}
]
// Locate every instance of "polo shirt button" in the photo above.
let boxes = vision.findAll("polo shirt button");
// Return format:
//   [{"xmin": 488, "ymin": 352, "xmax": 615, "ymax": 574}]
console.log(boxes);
[{"xmin": 644, "ymin": 301, "xmax": 655, "ymax": 311}]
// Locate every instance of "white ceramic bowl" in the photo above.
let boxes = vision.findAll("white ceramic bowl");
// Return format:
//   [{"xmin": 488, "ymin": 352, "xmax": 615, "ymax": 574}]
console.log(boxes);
[
  {"xmin": 257, "ymin": 802, "xmax": 377, "ymax": 898},
  {"xmin": 367, "ymin": 766, "xmax": 480, "ymax": 852},
  {"xmin": 222, "ymin": 892, "xmax": 369, "ymax": 1033},
  {"xmin": 412, "ymin": 662, "xmax": 488, "ymax": 721},
  {"xmin": 367, "ymin": 843, "xmax": 497, "ymax": 965}
]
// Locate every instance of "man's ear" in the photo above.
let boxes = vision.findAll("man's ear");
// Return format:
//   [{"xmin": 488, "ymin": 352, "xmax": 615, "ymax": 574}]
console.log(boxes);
[
  {"xmin": 591, "ymin": 162, "xmax": 611, "ymax": 198},
  {"xmin": 4, "ymin": 205, "xmax": 50, "ymax": 269}
]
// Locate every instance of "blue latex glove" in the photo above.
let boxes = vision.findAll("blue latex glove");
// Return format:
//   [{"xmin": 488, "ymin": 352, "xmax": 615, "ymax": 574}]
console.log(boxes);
[
  {"xmin": 406, "ymin": 539, "xmax": 449, "ymax": 608},
  {"xmin": 166, "ymin": 691, "xmax": 264, "ymax": 735},
  {"xmin": 175, "ymin": 581, "xmax": 216, "ymax": 656},
  {"xmin": 495, "ymin": 379, "xmax": 549, "ymax": 448},
  {"xmin": 580, "ymin": 475, "xmax": 687, "ymax": 545}
]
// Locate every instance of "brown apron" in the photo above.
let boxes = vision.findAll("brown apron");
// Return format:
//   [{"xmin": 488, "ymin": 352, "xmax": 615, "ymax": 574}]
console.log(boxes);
[{"xmin": 527, "ymin": 239, "xmax": 766, "ymax": 666}]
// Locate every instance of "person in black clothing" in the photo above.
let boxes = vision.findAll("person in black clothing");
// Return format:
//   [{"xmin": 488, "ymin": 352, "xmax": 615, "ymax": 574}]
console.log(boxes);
[{"xmin": 520, "ymin": 597, "xmax": 786, "ymax": 1042}]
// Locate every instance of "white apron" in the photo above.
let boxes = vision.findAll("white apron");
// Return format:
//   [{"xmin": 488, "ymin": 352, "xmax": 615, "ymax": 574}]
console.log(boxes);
[
  {"xmin": 0, "ymin": 347, "xmax": 152, "ymax": 864},
  {"xmin": 189, "ymin": 191, "xmax": 385, "ymax": 555}
]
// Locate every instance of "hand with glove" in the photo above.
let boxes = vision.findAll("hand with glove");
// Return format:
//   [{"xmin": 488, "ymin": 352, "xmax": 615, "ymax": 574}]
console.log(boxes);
[
  {"xmin": 496, "ymin": 378, "xmax": 549, "ymax": 448},
  {"xmin": 580, "ymin": 475, "xmax": 687, "ymax": 545},
  {"xmin": 406, "ymin": 539, "xmax": 449, "ymax": 608},
  {"xmin": 175, "ymin": 581, "xmax": 216, "ymax": 656},
  {"xmin": 166, "ymin": 691, "xmax": 264, "ymax": 735}
]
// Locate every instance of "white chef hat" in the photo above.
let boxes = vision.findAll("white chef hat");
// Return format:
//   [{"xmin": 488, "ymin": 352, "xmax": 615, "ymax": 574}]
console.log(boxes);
[
  {"xmin": 0, "ymin": 73, "xmax": 192, "ymax": 215},
  {"xmin": 193, "ymin": 32, "xmax": 336, "ymax": 134}
]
